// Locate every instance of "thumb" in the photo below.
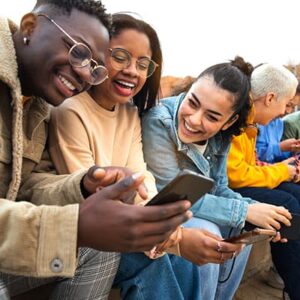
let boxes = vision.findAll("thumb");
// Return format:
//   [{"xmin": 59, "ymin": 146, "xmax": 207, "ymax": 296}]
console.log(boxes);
[
  {"xmin": 86, "ymin": 165, "xmax": 106, "ymax": 182},
  {"xmin": 83, "ymin": 166, "xmax": 106, "ymax": 194},
  {"xmin": 98, "ymin": 172, "xmax": 145, "ymax": 199}
]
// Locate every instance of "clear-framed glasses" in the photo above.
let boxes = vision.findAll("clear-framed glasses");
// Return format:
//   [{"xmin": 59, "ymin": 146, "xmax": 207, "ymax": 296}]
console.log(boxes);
[
  {"xmin": 37, "ymin": 13, "xmax": 108, "ymax": 85},
  {"xmin": 108, "ymin": 48, "xmax": 158, "ymax": 78}
]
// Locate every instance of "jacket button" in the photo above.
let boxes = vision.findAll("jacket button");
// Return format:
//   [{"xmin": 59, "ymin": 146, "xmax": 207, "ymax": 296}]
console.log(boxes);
[{"xmin": 50, "ymin": 258, "xmax": 63, "ymax": 273}]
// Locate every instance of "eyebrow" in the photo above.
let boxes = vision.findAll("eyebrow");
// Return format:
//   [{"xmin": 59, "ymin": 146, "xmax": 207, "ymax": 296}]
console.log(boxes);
[{"xmin": 191, "ymin": 92, "xmax": 223, "ymax": 117}]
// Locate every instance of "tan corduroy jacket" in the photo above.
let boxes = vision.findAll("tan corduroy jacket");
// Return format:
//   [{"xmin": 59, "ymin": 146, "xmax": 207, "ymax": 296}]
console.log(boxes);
[{"xmin": 0, "ymin": 17, "xmax": 86, "ymax": 277}]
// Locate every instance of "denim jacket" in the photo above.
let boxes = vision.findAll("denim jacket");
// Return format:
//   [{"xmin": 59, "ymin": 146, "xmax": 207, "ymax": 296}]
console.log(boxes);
[{"xmin": 142, "ymin": 94, "xmax": 256, "ymax": 229}]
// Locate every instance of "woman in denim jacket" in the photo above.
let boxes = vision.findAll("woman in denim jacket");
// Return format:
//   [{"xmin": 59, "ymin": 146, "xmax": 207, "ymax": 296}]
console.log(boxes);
[{"xmin": 114, "ymin": 57, "xmax": 291, "ymax": 300}]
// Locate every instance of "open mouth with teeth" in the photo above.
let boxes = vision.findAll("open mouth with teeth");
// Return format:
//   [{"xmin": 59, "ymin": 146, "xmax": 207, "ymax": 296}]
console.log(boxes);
[
  {"xmin": 184, "ymin": 120, "xmax": 201, "ymax": 134},
  {"xmin": 113, "ymin": 79, "xmax": 136, "ymax": 97},
  {"xmin": 59, "ymin": 75, "xmax": 76, "ymax": 91}
]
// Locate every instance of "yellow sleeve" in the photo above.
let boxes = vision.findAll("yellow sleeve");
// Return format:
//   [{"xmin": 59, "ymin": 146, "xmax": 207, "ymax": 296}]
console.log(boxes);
[{"xmin": 227, "ymin": 134, "xmax": 290, "ymax": 189}]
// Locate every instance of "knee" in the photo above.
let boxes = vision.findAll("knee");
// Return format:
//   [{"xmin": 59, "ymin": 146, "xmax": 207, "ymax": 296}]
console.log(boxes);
[{"xmin": 183, "ymin": 217, "xmax": 221, "ymax": 236}]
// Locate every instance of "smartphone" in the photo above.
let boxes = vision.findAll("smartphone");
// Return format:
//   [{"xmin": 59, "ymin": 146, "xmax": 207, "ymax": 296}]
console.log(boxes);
[
  {"xmin": 224, "ymin": 228, "xmax": 276, "ymax": 245},
  {"xmin": 280, "ymin": 213, "xmax": 300, "ymax": 240},
  {"xmin": 146, "ymin": 169, "xmax": 214, "ymax": 206}
]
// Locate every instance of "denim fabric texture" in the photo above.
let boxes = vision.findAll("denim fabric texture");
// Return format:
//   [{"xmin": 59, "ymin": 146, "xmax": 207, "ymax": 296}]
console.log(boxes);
[
  {"xmin": 142, "ymin": 94, "xmax": 256, "ymax": 228},
  {"xmin": 115, "ymin": 217, "xmax": 251, "ymax": 300}
]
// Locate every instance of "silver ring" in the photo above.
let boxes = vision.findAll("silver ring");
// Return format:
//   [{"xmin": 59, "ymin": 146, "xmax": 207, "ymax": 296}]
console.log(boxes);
[
  {"xmin": 217, "ymin": 241, "xmax": 222, "ymax": 252},
  {"xmin": 231, "ymin": 251, "xmax": 236, "ymax": 259}
]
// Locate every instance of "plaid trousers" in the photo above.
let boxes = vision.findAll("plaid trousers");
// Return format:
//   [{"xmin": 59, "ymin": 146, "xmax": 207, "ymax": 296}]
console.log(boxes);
[{"xmin": 0, "ymin": 248, "xmax": 120, "ymax": 300}]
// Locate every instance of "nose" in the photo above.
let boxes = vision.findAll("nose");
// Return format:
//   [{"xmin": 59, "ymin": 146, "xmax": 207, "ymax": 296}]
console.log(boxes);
[
  {"xmin": 122, "ymin": 60, "xmax": 139, "ymax": 77},
  {"xmin": 189, "ymin": 110, "xmax": 204, "ymax": 128},
  {"xmin": 285, "ymin": 108, "xmax": 291, "ymax": 115}
]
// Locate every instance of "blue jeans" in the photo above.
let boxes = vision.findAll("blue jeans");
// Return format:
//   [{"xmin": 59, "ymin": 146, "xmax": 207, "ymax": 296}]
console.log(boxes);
[
  {"xmin": 235, "ymin": 182, "xmax": 300, "ymax": 300},
  {"xmin": 114, "ymin": 217, "xmax": 251, "ymax": 300}
]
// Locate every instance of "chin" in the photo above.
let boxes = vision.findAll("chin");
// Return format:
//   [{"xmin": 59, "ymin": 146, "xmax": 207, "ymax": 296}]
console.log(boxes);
[{"xmin": 45, "ymin": 94, "xmax": 65, "ymax": 107}]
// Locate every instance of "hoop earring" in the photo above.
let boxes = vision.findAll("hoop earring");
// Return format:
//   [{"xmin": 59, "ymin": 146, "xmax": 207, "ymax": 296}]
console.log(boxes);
[{"xmin": 23, "ymin": 37, "xmax": 30, "ymax": 45}]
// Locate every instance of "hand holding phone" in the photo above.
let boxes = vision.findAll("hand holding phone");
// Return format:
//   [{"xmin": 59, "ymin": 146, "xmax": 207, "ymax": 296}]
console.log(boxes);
[
  {"xmin": 224, "ymin": 228, "xmax": 276, "ymax": 245},
  {"xmin": 146, "ymin": 170, "xmax": 214, "ymax": 206}
]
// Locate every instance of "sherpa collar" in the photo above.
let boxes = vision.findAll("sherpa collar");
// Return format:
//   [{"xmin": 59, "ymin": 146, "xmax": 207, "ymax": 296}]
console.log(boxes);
[{"xmin": 0, "ymin": 17, "xmax": 24, "ymax": 200}]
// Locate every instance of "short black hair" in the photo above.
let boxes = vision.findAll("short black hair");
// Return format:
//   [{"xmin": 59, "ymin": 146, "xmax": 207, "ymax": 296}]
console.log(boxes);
[{"xmin": 33, "ymin": 0, "xmax": 111, "ymax": 32}]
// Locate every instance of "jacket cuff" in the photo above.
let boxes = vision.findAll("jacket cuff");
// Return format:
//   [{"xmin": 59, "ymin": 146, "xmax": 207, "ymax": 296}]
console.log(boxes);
[{"xmin": 36, "ymin": 204, "xmax": 79, "ymax": 277}]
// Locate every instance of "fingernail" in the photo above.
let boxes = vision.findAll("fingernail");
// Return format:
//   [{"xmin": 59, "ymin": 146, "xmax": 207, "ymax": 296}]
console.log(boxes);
[
  {"xmin": 132, "ymin": 172, "xmax": 143, "ymax": 180},
  {"xmin": 182, "ymin": 201, "xmax": 191, "ymax": 209},
  {"xmin": 186, "ymin": 211, "xmax": 193, "ymax": 219}
]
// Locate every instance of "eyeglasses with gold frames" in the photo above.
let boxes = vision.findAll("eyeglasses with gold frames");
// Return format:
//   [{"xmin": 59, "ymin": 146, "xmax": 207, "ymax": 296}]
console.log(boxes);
[
  {"xmin": 38, "ymin": 13, "xmax": 108, "ymax": 85},
  {"xmin": 108, "ymin": 47, "xmax": 158, "ymax": 78}
]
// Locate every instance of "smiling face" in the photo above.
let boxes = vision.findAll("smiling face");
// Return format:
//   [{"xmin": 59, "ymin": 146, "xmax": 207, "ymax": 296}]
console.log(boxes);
[
  {"xmin": 18, "ymin": 10, "xmax": 109, "ymax": 106},
  {"xmin": 254, "ymin": 91, "xmax": 295, "ymax": 125},
  {"xmin": 177, "ymin": 77, "xmax": 238, "ymax": 144},
  {"xmin": 89, "ymin": 28, "xmax": 151, "ymax": 110}
]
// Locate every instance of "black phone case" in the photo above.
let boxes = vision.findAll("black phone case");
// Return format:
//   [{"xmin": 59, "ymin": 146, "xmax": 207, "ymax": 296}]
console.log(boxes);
[
  {"xmin": 280, "ymin": 213, "xmax": 300, "ymax": 240},
  {"xmin": 146, "ymin": 170, "xmax": 214, "ymax": 206},
  {"xmin": 224, "ymin": 228, "xmax": 275, "ymax": 245}
]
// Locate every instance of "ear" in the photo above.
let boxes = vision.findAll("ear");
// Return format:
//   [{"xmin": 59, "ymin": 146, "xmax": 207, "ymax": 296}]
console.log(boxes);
[
  {"xmin": 221, "ymin": 114, "xmax": 239, "ymax": 131},
  {"xmin": 20, "ymin": 13, "xmax": 38, "ymax": 39},
  {"xmin": 264, "ymin": 92, "xmax": 276, "ymax": 107}
]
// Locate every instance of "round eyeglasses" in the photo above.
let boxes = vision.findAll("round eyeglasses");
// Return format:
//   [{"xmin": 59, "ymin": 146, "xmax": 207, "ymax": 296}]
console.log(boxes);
[
  {"xmin": 69, "ymin": 43, "xmax": 109, "ymax": 85},
  {"xmin": 38, "ymin": 13, "xmax": 108, "ymax": 85},
  {"xmin": 108, "ymin": 48, "xmax": 158, "ymax": 78}
]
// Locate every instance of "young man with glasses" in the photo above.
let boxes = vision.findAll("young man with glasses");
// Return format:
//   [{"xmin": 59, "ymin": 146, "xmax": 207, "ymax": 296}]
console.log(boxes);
[{"xmin": 0, "ymin": 1, "xmax": 191, "ymax": 299}]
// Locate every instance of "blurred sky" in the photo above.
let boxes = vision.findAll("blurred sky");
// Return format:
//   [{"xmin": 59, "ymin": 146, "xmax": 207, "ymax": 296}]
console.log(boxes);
[{"xmin": 2, "ymin": 0, "xmax": 300, "ymax": 77}]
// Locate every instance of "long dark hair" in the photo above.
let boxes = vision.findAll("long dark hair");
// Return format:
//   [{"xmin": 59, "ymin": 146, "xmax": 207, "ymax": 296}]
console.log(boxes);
[
  {"xmin": 196, "ymin": 56, "xmax": 253, "ymax": 138},
  {"xmin": 111, "ymin": 13, "xmax": 162, "ymax": 115}
]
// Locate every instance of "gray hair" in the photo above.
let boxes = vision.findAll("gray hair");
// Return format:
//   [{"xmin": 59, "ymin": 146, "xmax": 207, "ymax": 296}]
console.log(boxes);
[{"xmin": 251, "ymin": 64, "xmax": 298, "ymax": 101}]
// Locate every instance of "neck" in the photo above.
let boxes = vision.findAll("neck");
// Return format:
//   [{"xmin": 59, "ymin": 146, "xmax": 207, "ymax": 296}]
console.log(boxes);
[{"xmin": 88, "ymin": 89, "xmax": 115, "ymax": 111}]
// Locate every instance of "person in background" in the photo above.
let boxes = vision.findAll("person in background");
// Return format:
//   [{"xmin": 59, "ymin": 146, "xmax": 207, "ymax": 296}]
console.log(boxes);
[
  {"xmin": 256, "ymin": 82, "xmax": 300, "ymax": 163},
  {"xmin": 283, "ymin": 84, "xmax": 300, "ymax": 140},
  {"xmin": 0, "ymin": 2, "xmax": 191, "ymax": 299},
  {"xmin": 227, "ymin": 63, "xmax": 300, "ymax": 300}
]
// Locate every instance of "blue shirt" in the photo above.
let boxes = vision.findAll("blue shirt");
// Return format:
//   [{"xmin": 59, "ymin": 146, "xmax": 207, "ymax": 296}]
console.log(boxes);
[
  {"xmin": 142, "ymin": 94, "xmax": 256, "ymax": 229},
  {"xmin": 256, "ymin": 118, "xmax": 291, "ymax": 163}
]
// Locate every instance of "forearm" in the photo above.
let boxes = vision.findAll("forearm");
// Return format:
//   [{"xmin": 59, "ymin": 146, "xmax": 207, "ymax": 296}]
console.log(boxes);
[{"xmin": 18, "ymin": 169, "xmax": 87, "ymax": 206}]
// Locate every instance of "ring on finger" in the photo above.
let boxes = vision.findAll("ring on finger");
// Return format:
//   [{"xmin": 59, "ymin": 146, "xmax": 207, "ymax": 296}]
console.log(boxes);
[
  {"xmin": 217, "ymin": 241, "xmax": 222, "ymax": 252},
  {"xmin": 231, "ymin": 251, "xmax": 236, "ymax": 259}
]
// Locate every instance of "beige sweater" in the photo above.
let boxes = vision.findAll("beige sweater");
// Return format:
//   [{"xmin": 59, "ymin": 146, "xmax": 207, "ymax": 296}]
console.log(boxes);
[{"xmin": 49, "ymin": 91, "xmax": 157, "ymax": 202}]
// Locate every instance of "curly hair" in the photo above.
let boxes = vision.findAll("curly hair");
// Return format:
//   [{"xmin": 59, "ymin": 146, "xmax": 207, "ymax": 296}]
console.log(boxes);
[
  {"xmin": 33, "ymin": 0, "xmax": 111, "ymax": 32},
  {"xmin": 196, "ymin": 56, "xmax": 253, "ymax": 139},
  {"xmin": 111, "ymin": 13, "xmax": 162, "ymax": 115}
]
